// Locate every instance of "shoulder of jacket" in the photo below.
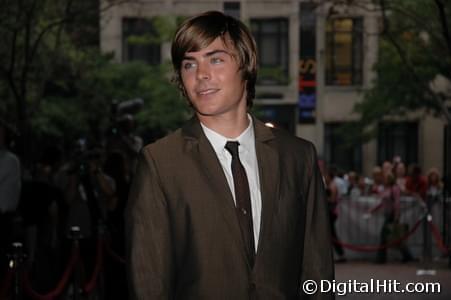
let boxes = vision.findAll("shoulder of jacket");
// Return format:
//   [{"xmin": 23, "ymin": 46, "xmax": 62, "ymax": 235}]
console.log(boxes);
[
  {"xmin": 271, "ymin": 128, "xmax": 316, "ymax": 153},
  {"xmin": 141, "ymin": 128, "xmax": 184, "ymax": 158}
]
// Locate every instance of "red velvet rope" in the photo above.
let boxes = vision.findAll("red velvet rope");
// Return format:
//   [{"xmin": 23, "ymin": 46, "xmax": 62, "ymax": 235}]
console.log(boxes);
[
  {"xmin": 83, "ymin": 239, "xmax": 104, "ymax": 294},
  {"xmin": 428, "ymin": 220, "xmax": 451, "ymax": 255},
  {"xmin": 23, "ymin": 245, "xmax": 80, "ymax": 300},
  {"xmin": 342, "ymin": 196, "xmax": 422, "ymax": 214},
  {"xmin": 1, "ymin": 238, "xmax": 126, "ymax": 299},
  {"xmin": 0, "ymin": 268, "xmax": 14, "ymax": 299},
  {"xmin": 333, "ymin": 217, "xmax": 423, "ymax": 252}
]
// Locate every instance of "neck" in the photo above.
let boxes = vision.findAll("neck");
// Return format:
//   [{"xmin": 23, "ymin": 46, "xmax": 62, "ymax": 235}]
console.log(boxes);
[{"xmin": 198, "ymin": 112, "xmax": 249, "ymax": 139}]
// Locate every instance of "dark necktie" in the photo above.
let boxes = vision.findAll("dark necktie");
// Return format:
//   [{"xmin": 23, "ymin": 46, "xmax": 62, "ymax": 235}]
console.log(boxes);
[{"xmin": 225, "ymin": 141, "xmax": 255, "ymax": 266}]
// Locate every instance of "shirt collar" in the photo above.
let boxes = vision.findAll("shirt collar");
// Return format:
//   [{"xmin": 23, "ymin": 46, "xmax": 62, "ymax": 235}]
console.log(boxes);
[{"xmin": 200, "ymin": 114, "xmax": 255, "ymax": 155}]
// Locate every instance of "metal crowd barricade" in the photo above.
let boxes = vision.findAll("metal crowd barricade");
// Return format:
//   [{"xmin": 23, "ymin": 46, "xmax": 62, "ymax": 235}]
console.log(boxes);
[{"xmin": 335, "ymin": 193, "xmax": 450, "ymax": 261}]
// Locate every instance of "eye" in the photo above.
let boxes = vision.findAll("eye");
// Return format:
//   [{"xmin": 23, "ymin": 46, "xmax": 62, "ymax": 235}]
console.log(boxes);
[
  {"xmin": 183, "ymin": 62, "xmax": 196, "ymax": 70},
  {"xmin": 211, "ymin": 57, "xmax": 224, "ymax": 64}
]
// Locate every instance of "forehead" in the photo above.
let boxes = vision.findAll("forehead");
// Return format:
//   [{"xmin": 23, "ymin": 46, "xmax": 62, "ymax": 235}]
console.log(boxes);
[{"xmin": 184, "ymin": 36, "xmax": 235, "ymax": 57}]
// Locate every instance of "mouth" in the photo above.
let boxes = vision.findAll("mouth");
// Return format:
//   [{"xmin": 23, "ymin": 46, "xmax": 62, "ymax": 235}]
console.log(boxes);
[{"xmin": 197, "ymin": 88, "xmax": 220, "ymax": 96}]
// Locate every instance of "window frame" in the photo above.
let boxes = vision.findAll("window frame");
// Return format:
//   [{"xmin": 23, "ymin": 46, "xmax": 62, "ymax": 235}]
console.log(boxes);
[
  {"xmin": 377, "ymin": 122, "xmax": 418, "ymax": 166},
  {"xmin": 251, "ymin": 18, "xmax": 289, "ymax": 86},
  {"xmin": 122, "ymin": 17, "xmax": 161, "ymax": 65},
  {"xmin": 324, "ymin": 122, "xmax": 363, "ymax": 172},
  {"xmin": 325, "ymin": 17, "xmax": 363, "ymax": 86}
]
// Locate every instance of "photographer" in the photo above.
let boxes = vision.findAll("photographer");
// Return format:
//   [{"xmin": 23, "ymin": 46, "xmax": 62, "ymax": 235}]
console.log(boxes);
[
  {"xmin": 64, "ymin": 147, "xmax": 117, "ymax": 238},
  {"xmin": 106, "ymin": 98, "xmax": 144, "ymax": 179}
]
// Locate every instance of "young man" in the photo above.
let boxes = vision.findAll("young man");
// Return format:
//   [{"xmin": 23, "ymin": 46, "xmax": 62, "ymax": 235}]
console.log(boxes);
[{"xmin": 126, "ymin": 11, "xmax": 334, "ymax": 299}]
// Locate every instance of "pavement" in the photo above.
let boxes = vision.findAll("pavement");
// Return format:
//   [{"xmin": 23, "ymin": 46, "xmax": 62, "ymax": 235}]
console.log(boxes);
[{"xmin": 334, "ymin": 259, "xmax": 451, "ymax": 299}]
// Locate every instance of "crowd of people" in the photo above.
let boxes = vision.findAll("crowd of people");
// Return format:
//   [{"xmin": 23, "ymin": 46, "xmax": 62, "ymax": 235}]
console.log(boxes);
[
  {"xmin": 322, "ymin": 157, "xmax": 444, "ymax": 264},
  {"xmin": 0, "ymin": 117, "xmax": 142, "ymax": 298}
]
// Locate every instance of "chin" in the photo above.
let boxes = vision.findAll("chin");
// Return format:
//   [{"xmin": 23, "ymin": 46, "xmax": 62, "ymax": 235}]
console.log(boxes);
[
  {"xmin": 195, "ymin": 109, "xmax": 220, "ymax": 117},
  {"xmin": 192, "ymin": 103, "xmax": 220, "ymax": 116}
]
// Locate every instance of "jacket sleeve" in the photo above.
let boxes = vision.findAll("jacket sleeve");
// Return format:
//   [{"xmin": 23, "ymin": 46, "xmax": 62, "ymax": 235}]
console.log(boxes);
[
  {"xmin": 300, "ymin": 143, "xmax": 335, "ymax": 299},
  {"xmin": 125, "ymin": 149, "xmax": 174, "ymax": 299}
]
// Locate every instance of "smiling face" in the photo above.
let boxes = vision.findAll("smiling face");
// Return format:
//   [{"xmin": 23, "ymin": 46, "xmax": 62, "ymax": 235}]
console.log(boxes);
[{"xmin": 180, "ymin": 37, "xmax": 248, "ymax": 123}]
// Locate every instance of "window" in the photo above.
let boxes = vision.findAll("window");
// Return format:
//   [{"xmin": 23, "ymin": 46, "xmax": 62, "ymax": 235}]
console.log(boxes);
[
  {"xmin": 378, "ymin": 122, "xmax": 418, "ymax": 166},
  {"xmin": 224, "ymin": 2, "xmax": 240, "ymax": 20},
  {"xmin": 325, "ymin": 18, "xmax": 363, "ymax": 86},
  {"xmin": 122, "ymin": 18, "xmax": 161, "ymax": 65},
  {"xmin": 251, "ymin": 18, "xmax": 289, "ymax": 85},
  {"xmin": 325, "ymin": 123, "xmax": 362, "ymax": 172}
]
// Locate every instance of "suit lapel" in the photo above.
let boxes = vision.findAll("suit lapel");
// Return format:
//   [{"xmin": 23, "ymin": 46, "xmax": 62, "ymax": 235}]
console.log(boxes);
[
  {"xmin": 253, "ymin": 118, "xmax": 279, "ymax": 263},
  {"xmin": 182, "ymin": 118, "xmax": 250, "ymax": 267}
]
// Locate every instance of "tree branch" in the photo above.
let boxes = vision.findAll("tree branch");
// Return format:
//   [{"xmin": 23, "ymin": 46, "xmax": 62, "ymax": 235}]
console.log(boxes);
[
  {"xmin": 434, "ymin": 0, "xmax": 451, "ymax": 57},
  {"xmin": 19, "ymin": 0, "xmax": 39, "ymax": 106}
]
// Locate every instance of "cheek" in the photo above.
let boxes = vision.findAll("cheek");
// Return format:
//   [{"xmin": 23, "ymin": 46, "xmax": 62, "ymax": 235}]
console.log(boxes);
[{"xmin": 181, "ymin": 74, "xmax": 194, "ymax": 92}]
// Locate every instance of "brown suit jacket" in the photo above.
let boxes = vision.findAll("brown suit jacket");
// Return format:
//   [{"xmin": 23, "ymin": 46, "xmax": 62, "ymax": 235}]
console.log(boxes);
[{"xmin": 126, "ymin": 116, "xmax": 334, "ymax": 299}]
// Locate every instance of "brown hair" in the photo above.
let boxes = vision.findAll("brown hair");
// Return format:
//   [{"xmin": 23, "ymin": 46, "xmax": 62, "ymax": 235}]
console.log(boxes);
[{"xmin": 171, "ymin": 11, "xmax": 258, "ymax": 107}]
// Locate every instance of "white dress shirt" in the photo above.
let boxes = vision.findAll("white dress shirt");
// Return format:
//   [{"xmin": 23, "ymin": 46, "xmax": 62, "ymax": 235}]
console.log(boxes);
[{"xmin": 200, "ymin": 116, "xmax": 262, "ymax": 250}]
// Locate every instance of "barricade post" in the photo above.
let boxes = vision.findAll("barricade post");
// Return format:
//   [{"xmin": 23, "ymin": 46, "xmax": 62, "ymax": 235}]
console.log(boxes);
[
  {"xmin": 8, "ymin": 242, "xmax": 26, "ymax": 300},
  {"xmin": 68, "ymin": 226, "xmax": 82, "ymax": 300}
]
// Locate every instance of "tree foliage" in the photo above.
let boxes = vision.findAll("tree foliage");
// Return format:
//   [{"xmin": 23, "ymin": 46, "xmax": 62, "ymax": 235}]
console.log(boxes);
[
  {"xmin": 352, "ymin": 0, "xmax": 451, "ymax": 139},
  {"xmin": 0, "ymin": 1, "xmax": 188, "ymax": 160}
]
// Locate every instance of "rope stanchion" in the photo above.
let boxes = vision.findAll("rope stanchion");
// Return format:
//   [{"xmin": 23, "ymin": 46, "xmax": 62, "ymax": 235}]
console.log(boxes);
[
  {"xmin": 83, "ymin": 239, "xmax": 104, "ymax": 294},
  {"xmin": 22, "ymin": 244, "xmax": 80, "ymax": 300},
  {"xmin": 333, "ymin": 217, "xmax": 423, "ymax": 252},
  {"xmin": 428, "ymin": 220, "xmax": 451, "ymax": 255},
  {"xmin": 0, "ymin": 268, "xmax": 14, "ymax": 299}
]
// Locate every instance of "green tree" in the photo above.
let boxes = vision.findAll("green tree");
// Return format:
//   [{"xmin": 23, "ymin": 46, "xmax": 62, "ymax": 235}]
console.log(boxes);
[
  {"xmin": 349, "ymin": 0, "xmax": 451, "ymax": 138},
  {"xmin": 0, "ymin": 1, "xmax": 188, "ymax": 161},
  {"xmin": 0, "ymin": 0, "xmax": 131, "ymax": 160}
]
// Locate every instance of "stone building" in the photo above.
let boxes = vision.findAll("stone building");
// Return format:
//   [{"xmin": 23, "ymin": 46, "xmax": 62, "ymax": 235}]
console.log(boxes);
[{"xmin": 100, "ymin": 0, "xmax": 447, "ymax": 176}]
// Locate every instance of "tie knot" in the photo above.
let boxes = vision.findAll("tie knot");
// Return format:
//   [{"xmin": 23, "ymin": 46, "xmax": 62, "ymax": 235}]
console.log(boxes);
[{"xmin": 225, "ymin": 141, "xmax": 240, "ymax": 157}]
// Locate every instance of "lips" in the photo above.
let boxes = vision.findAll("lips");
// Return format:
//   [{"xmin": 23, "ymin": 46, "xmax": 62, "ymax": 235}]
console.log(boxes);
[{"xmin": 197, "ymin": 88, "xmax": 220, "ymax": 95}]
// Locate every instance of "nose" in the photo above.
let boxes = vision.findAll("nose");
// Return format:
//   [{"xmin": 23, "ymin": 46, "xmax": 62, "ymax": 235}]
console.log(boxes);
[{"xmin": 196, "ymin": 61, "xmax": 211, "ymax": 80}]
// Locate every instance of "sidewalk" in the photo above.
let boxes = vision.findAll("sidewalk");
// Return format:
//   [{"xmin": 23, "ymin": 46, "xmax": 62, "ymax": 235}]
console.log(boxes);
[{"xmin": 335, "ymin": 260, "xmax": 451, "ymax": 299}]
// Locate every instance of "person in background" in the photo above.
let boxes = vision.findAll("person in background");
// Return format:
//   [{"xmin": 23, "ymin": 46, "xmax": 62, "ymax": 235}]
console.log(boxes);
[
  {"xmin": 65, "ymin": 148, "xmax": 117, "ymax": 237},
  {"xmin": 19, "ymin": 148, "xmax": 64, "ymax": 291},
  {"xmin": 368, "ymin": 173, "xmax": 414, "ymax": 264},
  {"xmin": 406, "ymin": 164, "xmax": 428, "ymax": 201},
  {"xmin": 426, "ymin": 168, "xmax": 443, "ymax": 206},
  {"xmin": 370, "ymin": 166, "xmax": 385, "ymax": 194},
  {"xmin": 334, "ymin": 168, "xmax": 348, "ymax": 198},
  {"xmin": 382, "ymin": 160, "xmax": 393, "ymax": 180},
  {"xmin": 0, "ymin": 121, "xmax": 21, "ymax": 215},
  {"xmin": 326, "ymin": 167, "xmax": 347, "ymax": 263},
  {"xmin": 394, "ymin": 161, "xmax": 408, "ymax": 194},
  {"xmin": 106, "ymin": 114, "xmax": 143, "ymax": 178},
  {"xmin": 0, "ymin": 121, "xmax": 21, "ymax": 277},
  {"xmin": 347, "ymin": 171, "xmax": 365, "ymax": 199},
  {"xmin": 103, "ymin": 150, "xmax": 130, "ymax": 300}
]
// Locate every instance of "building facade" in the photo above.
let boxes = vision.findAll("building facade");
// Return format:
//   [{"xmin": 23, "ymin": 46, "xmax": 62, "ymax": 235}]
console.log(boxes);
[{"xmin": 100, "ymin": 0, "xmax": 446, "ymax": 176}]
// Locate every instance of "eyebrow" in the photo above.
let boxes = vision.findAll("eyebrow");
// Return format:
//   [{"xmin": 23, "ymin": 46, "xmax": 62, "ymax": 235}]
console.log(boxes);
[{"xmin": 183, "ymin": 49, "xmax": 230, "ymax": 61}]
